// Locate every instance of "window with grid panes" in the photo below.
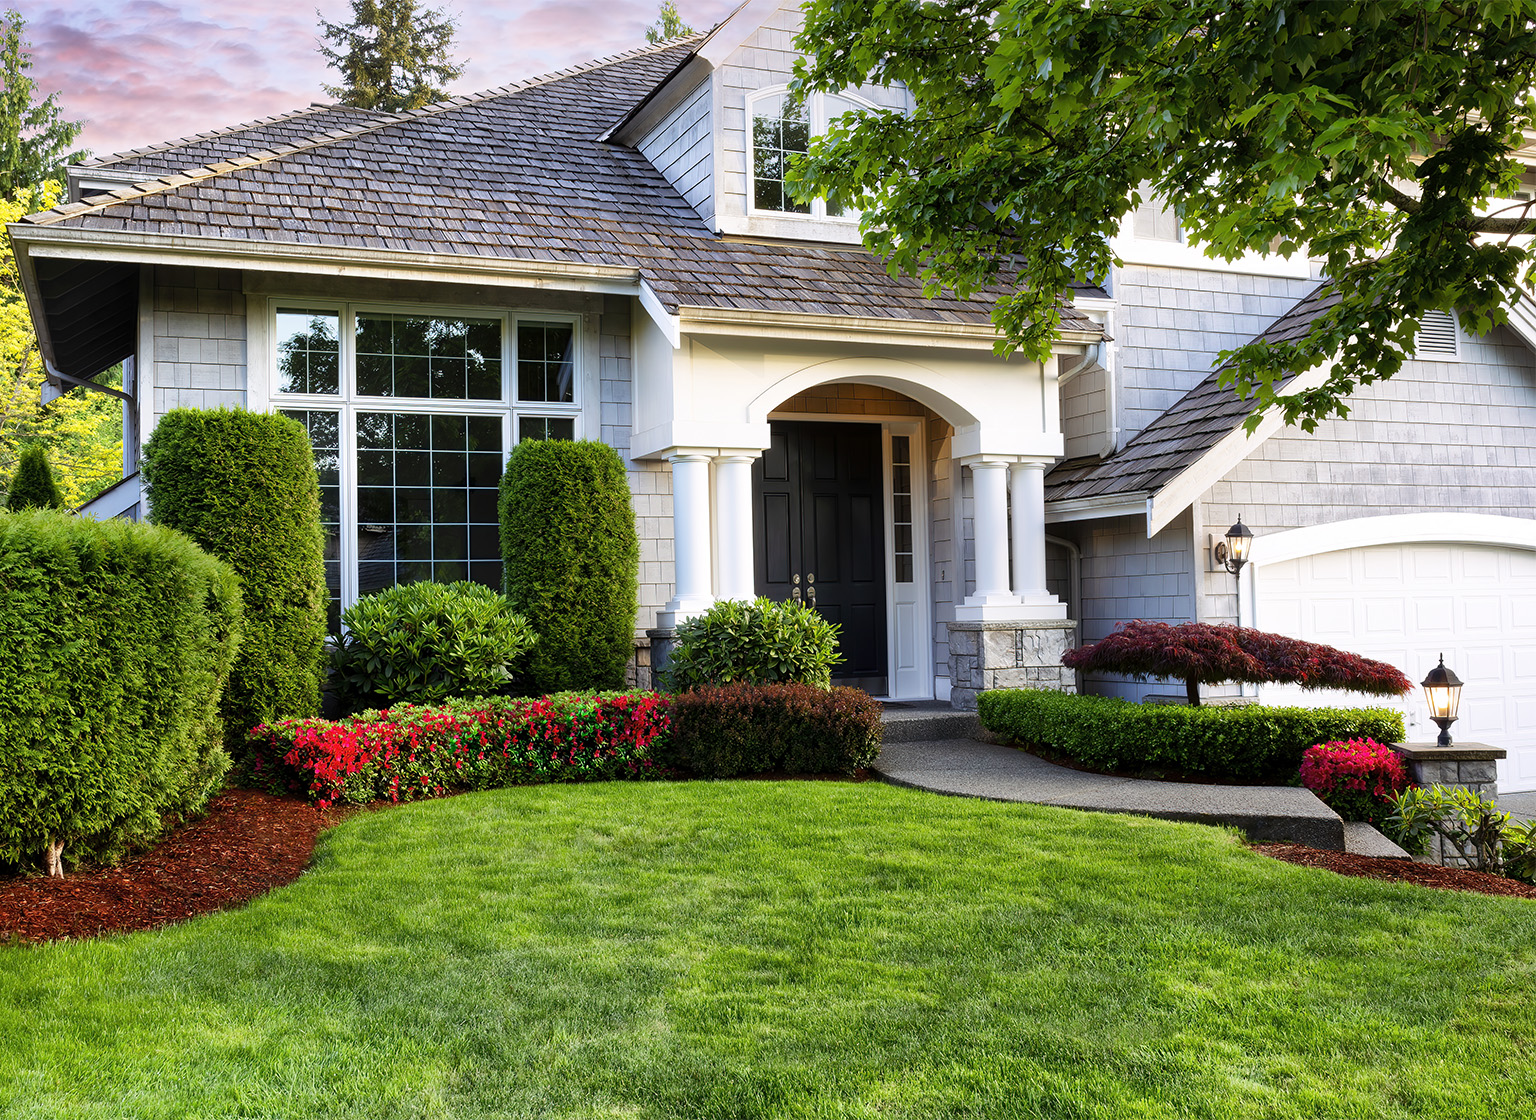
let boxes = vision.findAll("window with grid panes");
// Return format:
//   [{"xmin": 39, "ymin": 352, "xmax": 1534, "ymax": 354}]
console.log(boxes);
[
  {"xmin": 749, "ymin": 90, "xmax": 864, "ymax": 219},
  {"xmin": 269, "ymin": 302, "xmax": 583, "ymax": 618}
]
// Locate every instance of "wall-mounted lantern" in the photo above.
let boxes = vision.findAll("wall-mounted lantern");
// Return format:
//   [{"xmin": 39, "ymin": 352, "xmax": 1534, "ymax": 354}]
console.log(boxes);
[
  {"xmin": 1421, "ymin": 654, "xmax": 1464, "ymax": 747},
  {"xmin": 1212, "ymin": 516, "xmax": 1254, "ymax": 579}
]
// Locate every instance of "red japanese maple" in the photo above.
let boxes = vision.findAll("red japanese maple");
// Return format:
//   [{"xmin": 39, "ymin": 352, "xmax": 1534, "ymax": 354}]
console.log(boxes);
[{"xmin": 1061, "ymin": 620, "xmax": 1413, "ymax": 706}]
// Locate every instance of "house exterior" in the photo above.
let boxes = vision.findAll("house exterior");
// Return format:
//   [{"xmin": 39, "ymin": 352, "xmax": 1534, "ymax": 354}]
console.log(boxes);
[{"xmin": 13, "ymin": 0, "xmax": 1536, "ymax": 791}]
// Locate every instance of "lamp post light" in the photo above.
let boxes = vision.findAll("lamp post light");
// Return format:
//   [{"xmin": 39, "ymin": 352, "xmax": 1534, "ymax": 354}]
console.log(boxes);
[{"xmin": 1421, "ymin": 653, "xmax": 1464, "ymax": 747}]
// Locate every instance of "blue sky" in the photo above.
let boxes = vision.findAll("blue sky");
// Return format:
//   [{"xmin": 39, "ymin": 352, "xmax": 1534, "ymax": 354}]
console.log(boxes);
[{"xmin": 19, "ymin": 1, "xmax": 737, "ymax": 159}]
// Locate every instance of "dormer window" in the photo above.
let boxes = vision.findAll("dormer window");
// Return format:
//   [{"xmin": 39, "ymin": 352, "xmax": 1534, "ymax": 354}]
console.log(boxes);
[{"xmin": 748, "ymin": 88, "xmax": 868, "ymax": 220}]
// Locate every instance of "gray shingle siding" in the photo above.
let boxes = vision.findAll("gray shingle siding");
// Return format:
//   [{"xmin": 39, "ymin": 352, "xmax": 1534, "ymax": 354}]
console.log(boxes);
[
  {"xmin": 637, "ymin": 79, "xmax": 714, "ymax": 224},
  {"xmin": 151, "ymin": 265, "xmax": 246, "ymax": 419}
]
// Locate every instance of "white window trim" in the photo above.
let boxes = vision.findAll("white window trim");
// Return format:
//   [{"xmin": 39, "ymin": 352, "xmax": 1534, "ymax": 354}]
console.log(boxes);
[
  {"xmin": 252, "ymin": 296, "xmax": 590, "ymax": 615},
  {"xmin": 745, "ymin": 85, "xmax": 874, "ymax": 223}
]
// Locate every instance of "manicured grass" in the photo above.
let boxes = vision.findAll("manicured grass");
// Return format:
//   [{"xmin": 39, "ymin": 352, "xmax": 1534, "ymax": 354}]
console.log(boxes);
[{"xmin": 1, "ymin": 782, "xmax": 1533, "ymax": 1119}]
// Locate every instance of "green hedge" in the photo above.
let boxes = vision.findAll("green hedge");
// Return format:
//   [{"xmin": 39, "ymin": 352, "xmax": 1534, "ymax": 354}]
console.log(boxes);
[
  {"xmin": 663, "ymin": 596, "xmax": 842, "ymax": 690},
  {"xmin": 141, "ymin": 409, "xmax": 327, "ymax": 749},
  {"xmin": 0, "ymin": 510, "xmax": 242, "ymax": 871},
  {"xmin": 977, "ymin": 688, "xmax": 1405, "ymax": 783},
  {"xmin": 499, "ymin": 439, "xmax": 638, "ymax": 693},
  {"xmin": 660, "ymin": 683, "xmax": 883, "ymax": 777}
]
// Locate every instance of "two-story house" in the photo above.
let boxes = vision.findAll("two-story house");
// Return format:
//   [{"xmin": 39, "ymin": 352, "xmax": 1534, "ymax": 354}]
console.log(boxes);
[{"xmin": 14, "ymin": 0, "xmax": 1536, "ymax": 790}]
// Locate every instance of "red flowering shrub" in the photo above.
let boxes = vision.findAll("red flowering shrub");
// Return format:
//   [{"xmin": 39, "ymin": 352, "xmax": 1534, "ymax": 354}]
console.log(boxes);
[
  {"xmin": 1062, "ymin": 620, "xmax": 1413, "ymax": 705},
  {"xmin": 247, "ymin": 691, "xmax": 670, "ymax": 808},
  {"xmin": 1299, "ymin": 738, "xmax": 1411, "ymax": 827}
]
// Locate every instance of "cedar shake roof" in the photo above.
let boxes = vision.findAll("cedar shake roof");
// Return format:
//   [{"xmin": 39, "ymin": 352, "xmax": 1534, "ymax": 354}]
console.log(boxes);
[
  {"xmin": 1046, "ymin": 283, "xmax": 1336, "ymax": 503},
  {"xmin": 25, "ymin": 38, "xmax": 1098, "ymax": 334}
]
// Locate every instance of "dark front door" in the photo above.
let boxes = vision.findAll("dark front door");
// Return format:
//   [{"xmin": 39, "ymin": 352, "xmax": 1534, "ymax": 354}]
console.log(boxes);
[{"xmin": 753, "ymin": 420, "xmax": 888, "ymax": 693}]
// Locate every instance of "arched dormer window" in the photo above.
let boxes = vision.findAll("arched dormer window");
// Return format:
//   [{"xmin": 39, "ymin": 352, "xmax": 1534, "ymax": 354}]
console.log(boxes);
[{"xmin": 748, "ymin": 87, "xmax": 870, "ymax": 220}]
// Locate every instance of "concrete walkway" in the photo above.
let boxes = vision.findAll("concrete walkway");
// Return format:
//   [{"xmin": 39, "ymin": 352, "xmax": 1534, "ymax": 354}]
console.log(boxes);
[{"xmin": 874, "ymin": 737, "xmax": 1348, "ymax": 850}]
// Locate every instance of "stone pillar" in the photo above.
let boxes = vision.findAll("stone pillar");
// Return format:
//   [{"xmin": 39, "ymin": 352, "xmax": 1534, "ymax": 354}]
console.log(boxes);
[
  {"xmin": 961, "ymin": 458, "xmax": 1020, "ymax": 613},
  {"xmin": 713, "ymin": 452, "xmax": 757, "ymax": 602},
  {"xmin": 947, "ymin": 620, "xmax": 1077, "ymax": 710},
  {"xmin": 1391, "ymin": 742, "xmax": 1507, "ymax": 867},
  {"xmin": 659, "ymin": 451, "xmax": 714, "ymax": 627},
  {"xmin": 1009, "ymin": 460, "xmax": 1049, "ymax": 600}
]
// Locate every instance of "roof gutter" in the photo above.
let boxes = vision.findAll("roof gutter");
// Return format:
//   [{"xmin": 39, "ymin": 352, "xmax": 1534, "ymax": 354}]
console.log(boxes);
[{"xmin": 677, "ymin": 303, "xmax": 1102, "ymax": 351}]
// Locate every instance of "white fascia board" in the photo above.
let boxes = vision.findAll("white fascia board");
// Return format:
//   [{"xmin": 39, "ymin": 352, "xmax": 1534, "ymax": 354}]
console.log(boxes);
[
  {"xmin": 8, "ymin": 237, "xmax": 58, "ymax": 369},
  {"xmin": 678, "ymin": 304, "xmax": 1101, "ymax": 351},
  {"xmin": 605, "ymin": 56, "xmax": 713, "ymax": 146},
  {"xmin": 1146, "ymin": 359, "xmax": 1336, "ymax": 537},
  {"xmin": 9, "ymin": 225, "xmax": 642, "ymax": 295},
  {"xmin": 1501, "ymin": 287, "xmax": 1536, "ymax": 355},
  {"xmin": 639, "ymin": 279, "xmax": 682, "ymax": 349},
  {"xmin": 1044, "ymin": 493, "xmax": 1150, "ymax": 524},
  {"xmin": 1111, "ymin": 226, "xmax": 1316, "ymax": 280}
]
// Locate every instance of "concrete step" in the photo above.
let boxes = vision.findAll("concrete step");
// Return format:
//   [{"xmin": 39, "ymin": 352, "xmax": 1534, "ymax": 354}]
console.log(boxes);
[
  {"xmin": 880, "ymin": 704, "xmax": 980, "ymax": 743},
  {"xmin": 1342, "ymin": 821, "xmax": 1411, "ymax": 859}
]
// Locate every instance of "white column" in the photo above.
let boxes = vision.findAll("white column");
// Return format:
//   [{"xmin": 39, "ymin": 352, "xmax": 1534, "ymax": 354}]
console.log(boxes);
[
  {"xmin": 713, "ymin": 453, "xmax": 758, "ymax": 602},
  {"xmin": 963, "ymin": 459, "xmax": 1020, "ymax": 610},
  {"xmin": 1010, "ymin": 461, "xmax": 1049, "ymax": 599},
  {"xmin": 661, "ymin": 451, "xmax": 714, "ymax": 626}
]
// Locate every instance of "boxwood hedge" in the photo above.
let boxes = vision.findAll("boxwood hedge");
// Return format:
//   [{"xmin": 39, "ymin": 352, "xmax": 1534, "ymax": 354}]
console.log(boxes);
[
  {"xmin": 142, "ymin": 408, "xmax": 327, "ymax": 750},
  {"xmin": 499, "ymin": 439, "xmax": 638, "ymax": 693},
  {"xmin": 0, "ymin": 510, "xmax": 242, "ymax": 873},
  {"xmin": 977, "ymin": 688, "xmax": 1406, "ymax": 784}
]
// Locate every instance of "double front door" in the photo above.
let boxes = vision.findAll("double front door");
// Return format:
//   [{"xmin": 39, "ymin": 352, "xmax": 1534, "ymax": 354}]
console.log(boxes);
[{"xmin": 752, "ymin": 420, "xmax": 888, "ymax": 693}]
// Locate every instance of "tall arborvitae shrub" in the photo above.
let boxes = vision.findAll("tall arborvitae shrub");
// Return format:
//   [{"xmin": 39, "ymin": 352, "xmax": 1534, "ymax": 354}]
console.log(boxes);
[
  {"xmin": 141, "ymin": 409, "xmax": 327, "ymax": 749},
  {"xmin": 0, "ymin": 510, "xmax": 242, "ymax": 874},
  {"xmin": 5, "ymin": 444, "xmax": 65, "ymax": 510},
  {"xmin": 499, "ymin": 439, "xmax": 638, "ymax": 692}
]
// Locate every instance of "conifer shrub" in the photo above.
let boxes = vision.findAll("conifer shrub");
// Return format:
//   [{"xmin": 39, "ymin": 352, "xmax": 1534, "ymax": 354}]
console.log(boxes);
[
  {"xmin": 663, "ymin": 597, "xmax": 842, "ymax": 690},
  {"xmin": 141, "ymin": 408, "xmax": 327, "ymax": 750},
  {"xmin": 331, "ymin": 580, "xmax": 537, "ymax": 709},
  {"xmin": 5, "ymin": 444, "xmax": 65, "ymax": 510},
  {"xmin": 0, "ymin": 510, "xmax": 242, "ymax": 874},
  {"xmin": 499, "ymin": 439, "xmax": 638, "ymax": 693}
]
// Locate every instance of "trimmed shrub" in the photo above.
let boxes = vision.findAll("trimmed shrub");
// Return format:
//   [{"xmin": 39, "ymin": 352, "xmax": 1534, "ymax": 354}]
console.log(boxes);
[
  {"xmin": 499, "ymin": 439, "xmax": 638, "ymax": 693},
  {"xmin": 664, "ymin": 597, "xmax": 842, "ymax": 690},
  {"xmin": 1062, "ymin": 620, "xmax": 1413, "ymax": 706},
  {"xmin": 977, "ymin": 688, "xmax": 1405, "ymax": 784},
  {"xmin": 660, "ymin": 683, "xmax": 882, "ymax": 777},
  {"xmin": 1299, "ymin": 738, "xmax": 1410, "ymax": 827},
  {"xmin": 5, "ymin": 445, "xmax": 65, "ymax": 511},
  {"xmin": 0, "ymin": 510, "xmax": 242, "ymax": 873},
  {"xmin": 331, "ymin": 580, "xmax": 537, "ymax": 709},
  {"xmin": 247, "ymin": 692, "xmax": 669, "ymax": 807},
  {"xmin": 141, "ymin": 408, "xmax": 327, "ymax": 750}
]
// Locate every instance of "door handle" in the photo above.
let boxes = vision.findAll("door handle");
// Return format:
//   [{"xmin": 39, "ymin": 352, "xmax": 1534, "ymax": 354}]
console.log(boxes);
[
  {"xmin": 807, "ymin": 572, "xmax": 816, "ymax": 607},
  {"xmin": 791, "ymin": 573, "xmax": 801, "ymax": 602}
]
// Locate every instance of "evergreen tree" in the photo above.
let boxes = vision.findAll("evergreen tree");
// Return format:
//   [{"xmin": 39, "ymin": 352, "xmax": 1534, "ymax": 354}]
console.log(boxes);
[
  {"xmin": 317, "ymin": 0, "xmax": 465, "ymax": 113},
  {"xmin": 645, "ymin": 2, "xmax": 693, "ymax": 44},
  {"xmin": 0, "ymin": 10, "xmax": 84, "ymax": 197},
  {"xmin": 6, "ymin": 444, "xmax": 64, "ymax": 511}
]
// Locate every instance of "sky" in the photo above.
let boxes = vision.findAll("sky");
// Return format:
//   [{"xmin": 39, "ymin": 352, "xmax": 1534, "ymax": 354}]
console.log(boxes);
[{"xmin": 18, "ymin": 1, "xmax": 741, "ymax": 160}]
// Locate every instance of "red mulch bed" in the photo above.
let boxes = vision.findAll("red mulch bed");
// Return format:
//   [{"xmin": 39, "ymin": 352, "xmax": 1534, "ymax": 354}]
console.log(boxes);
[
  {"xmin": 1255, "ymin": 842, "xmax": 1536, "ymax": 900},
  {"xmin": 0, "ymin": 790, "xmax": 344, "ymax": 944}
]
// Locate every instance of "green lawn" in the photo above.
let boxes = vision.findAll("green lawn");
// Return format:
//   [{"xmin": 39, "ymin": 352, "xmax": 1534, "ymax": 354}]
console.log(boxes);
[{"xmin": 1, "ymin": 782, "xmax": 1532, "ymax": 1119}]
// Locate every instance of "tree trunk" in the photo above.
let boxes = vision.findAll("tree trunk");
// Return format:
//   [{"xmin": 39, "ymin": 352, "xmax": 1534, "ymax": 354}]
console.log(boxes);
[
  {"xmin": 43, "ymin": 839, "xmax": 63, "ymax": 878},
  {"xmin": 1185, "ymin": 677, "xmax": 1201, "ymax": 707}
]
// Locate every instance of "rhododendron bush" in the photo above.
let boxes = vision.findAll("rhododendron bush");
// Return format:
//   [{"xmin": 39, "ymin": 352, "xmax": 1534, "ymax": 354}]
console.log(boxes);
[
  {"xmin": 1062, "ymin": 621, "xmax": 1413, "ymax": 705},
  {"xmin": 1299, "ymin": 738, "xmax": 1411, "ymax": 828},
  {"xmin": 247, "ymin": 692, "xmax": 669, "ymax": 807}
]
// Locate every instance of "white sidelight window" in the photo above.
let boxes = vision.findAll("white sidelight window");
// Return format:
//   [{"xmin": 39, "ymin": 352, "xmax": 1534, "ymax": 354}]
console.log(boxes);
[
  {"xmin": 748, "ymin": 87, "xmax": 870, "ymax": 220},
  {"xmin": 264, "ymin": 300, "xmax": 585, "ymax": 626}
]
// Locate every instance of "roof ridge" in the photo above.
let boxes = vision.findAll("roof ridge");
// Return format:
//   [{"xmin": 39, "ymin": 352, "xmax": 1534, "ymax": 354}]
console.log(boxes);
[
  {"xmin": 27, "ymin": 35, "xmax": 704, "ymax": 227},
  {"xmin": 77, "ymin": 102, "xmax": 381, "ymax": 170}
]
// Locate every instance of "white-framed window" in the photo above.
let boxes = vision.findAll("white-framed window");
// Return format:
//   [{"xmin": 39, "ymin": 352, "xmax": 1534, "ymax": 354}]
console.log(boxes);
[
  {"xmin": 747, "ymin": 86, "xmax": 871, "ymax": 220},
  {"xmin": 264, "ymin": 298, "xmax": 585, "ymax": 626}
]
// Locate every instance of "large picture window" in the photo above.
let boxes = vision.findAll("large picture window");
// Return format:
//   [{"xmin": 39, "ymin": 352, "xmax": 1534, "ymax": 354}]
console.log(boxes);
[{"xmin": 268, "ymin": 300, "xmax": 583, "ymax": 625}]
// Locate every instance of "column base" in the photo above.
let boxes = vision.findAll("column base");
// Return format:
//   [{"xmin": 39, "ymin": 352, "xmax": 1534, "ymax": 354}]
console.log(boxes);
[
  {"xmin": 655, "ymin": 598, "xmax": 714, "ymax": 630},
  {"xmin": 953, "ymin": 597, "xmax": 1069, "ymax": 622},
  {"xmin": 947, "ymin": 619, "xmax": 1077, "ymax": 710}
]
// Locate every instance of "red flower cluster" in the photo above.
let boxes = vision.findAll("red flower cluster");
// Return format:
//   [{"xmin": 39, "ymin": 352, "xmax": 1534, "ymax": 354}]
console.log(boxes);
[
  {"xmin": 1299, "ymin": 738, "xmax": 1411, "ymax": 825},
  {"xmin": 248, "ymin": 692, "xmax": 671, "ymax": 808}
]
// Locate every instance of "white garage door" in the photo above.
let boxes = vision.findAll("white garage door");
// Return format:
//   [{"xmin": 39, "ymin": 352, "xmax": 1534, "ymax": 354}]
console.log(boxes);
[{"xmin": 1255, "ymin": 543, "xmax": 1536, "ymax": 794}]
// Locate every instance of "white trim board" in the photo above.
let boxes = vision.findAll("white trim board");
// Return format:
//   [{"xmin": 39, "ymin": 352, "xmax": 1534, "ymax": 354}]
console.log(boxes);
[{"xmin": 1249, "ymin": 512, "xmax": 1536, "ymax": 568}]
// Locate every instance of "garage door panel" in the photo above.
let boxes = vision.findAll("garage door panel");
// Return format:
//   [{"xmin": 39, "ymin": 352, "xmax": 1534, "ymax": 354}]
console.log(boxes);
[{"xmin": 1258, "ymin": 541, "xmax": 1536, "ymax": 794}]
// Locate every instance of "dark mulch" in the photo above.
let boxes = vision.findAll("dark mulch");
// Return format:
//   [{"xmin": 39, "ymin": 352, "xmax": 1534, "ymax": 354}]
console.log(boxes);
[
  {"xmin": 1256, "ymin": 842, "xmax": 1536, "ymax": 900},
  {"xmin": 0, "ymin": 790, "xmax": 343, "ymax": 944}
]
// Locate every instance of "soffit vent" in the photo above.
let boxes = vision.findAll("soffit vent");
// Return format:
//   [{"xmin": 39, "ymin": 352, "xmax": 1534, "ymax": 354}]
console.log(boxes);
[{"xmin": 1417, "ymin": 310, "xmax": 1459, "ymax": 357}]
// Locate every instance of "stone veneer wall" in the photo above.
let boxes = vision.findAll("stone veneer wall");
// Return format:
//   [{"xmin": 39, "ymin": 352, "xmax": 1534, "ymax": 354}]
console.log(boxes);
[
  {"xmin": 947, "ymin": 621, "xmax": 1077, "ymax": 710},
  {"xmin": 1392, "ymin": 743, "xmax": 1505, "ymax": 869}
]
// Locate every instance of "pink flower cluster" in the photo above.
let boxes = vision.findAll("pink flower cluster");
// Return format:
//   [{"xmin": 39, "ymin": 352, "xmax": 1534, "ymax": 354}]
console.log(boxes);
[
  {"xmin": 248, "ymin": 692, "xmax": 671, "ymax": 808},
  {"xmin": 1299, "ymin": 738, "xmax": 1410, "ymax": 801}
]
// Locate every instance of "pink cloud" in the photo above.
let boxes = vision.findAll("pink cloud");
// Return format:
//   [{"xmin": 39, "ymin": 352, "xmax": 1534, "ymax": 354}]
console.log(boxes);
[{"xmin": 16, "ymin": 0, "xmax": 742, "ymax": 158}]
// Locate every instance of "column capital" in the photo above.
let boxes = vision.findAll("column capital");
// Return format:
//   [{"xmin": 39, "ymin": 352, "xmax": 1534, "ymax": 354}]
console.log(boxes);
[
  {"xmin": 663, "ymin": 447, "xmax": 716, "ymax": 465},
  {"xmin": 713, "ymin": 449, "xmax": 762, "ymax": 465},
  {"xmin": 957, "ymin": 454, "xmax": 1015, "ymax": 471}
]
